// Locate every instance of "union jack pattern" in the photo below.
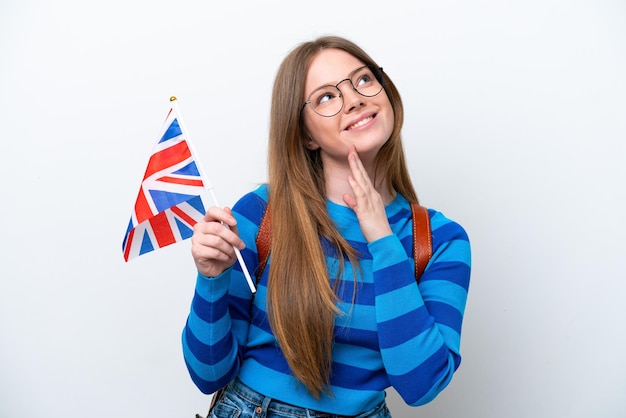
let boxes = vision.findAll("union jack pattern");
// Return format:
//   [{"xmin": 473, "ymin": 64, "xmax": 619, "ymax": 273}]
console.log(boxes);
[{"xmin": 123, "ymin": 106, "xmax": 207, "ymax": 261}]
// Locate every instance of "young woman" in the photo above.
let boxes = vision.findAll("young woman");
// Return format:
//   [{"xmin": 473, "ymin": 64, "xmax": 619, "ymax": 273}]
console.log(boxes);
[{"xmin": 182, "ymin": 35, "xmax": 471, "ymax": 418}]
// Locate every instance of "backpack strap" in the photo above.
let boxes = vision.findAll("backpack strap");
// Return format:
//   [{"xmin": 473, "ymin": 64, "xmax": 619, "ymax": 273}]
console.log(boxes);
[
  {"xmin": 410, "ymin": 203, "xmax": 432, "ymax": 282},
  {"xmin": 256, "ymin": 204, "xmax": 272, "ymax": 281},
  {"xmin": 254, "ymin": 202, "xmax": 432, "ymax": 284}
]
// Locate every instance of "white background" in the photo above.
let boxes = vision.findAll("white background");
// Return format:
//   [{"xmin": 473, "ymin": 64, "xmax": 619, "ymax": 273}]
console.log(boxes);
[{"xmin": 1, "ymin": 1, "xmax": 625, "ymax": 417}]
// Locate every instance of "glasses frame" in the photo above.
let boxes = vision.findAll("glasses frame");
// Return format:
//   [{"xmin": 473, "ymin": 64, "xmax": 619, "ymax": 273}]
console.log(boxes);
[{"xmin": 301, "ymin": 65, "xmax": 384, "ymax": 118}]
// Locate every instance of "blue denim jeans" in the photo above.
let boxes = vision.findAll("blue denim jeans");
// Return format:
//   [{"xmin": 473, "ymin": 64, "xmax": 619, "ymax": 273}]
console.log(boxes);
[{"xmin": 209, "ymin": 377, "xmax": 392, "ymax": 418}]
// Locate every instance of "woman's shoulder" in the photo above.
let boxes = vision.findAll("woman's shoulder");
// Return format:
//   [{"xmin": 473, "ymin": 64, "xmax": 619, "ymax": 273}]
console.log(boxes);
[
  {"xmin": 426, "ymin": 208, "xmax": 470, "ymax": 242},
  {"xmin": 428, "ymin": 207, "xmax": 467, "ymax": 239},
  {"xmin": 394, "ymin": 196, "xmax": 469, "ymax": 244},
  {"xmin": 232, "ymin": 183, "xmax": 269, "ymax": 224},
  {"xmin": 425, "ymin": 207, "xmax": 471, "ymax": 268}
]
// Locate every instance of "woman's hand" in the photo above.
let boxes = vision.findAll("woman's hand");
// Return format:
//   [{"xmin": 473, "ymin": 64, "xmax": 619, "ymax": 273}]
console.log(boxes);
[
  {"xmin": 191, "ymin": 206, "xmax": 245, "ymax": 278},
  {"xmin": 342, "ymin": 145, "xmax": 393, "ymax": 242}
]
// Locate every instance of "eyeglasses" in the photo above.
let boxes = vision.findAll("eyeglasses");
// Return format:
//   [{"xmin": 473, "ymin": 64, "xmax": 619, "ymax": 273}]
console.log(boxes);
[{"xmin": 302, "ymin": 65, "xmax": 384, "ymax": 117}]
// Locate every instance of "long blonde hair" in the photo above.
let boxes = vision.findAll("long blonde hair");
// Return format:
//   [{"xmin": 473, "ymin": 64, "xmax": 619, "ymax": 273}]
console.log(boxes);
[{"xmin": 266, "ymin": 35, "xmax": 418, "ymax": 398}]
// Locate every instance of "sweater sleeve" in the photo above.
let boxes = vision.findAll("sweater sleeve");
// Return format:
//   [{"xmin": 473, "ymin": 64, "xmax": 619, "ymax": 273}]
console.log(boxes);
[
  {"xmin": 370, "ymin": 209, "xmax": 471, "ymax": 405},
  {"xmin": 181, "ymin": 187, "xmax": 268, "ymax": 394}
]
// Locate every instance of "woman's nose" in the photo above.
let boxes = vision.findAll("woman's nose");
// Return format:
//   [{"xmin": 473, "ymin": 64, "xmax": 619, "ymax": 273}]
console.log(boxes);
[{"xmin": 341, "ymin": 87, "xmax": 365, "ymax": 112}]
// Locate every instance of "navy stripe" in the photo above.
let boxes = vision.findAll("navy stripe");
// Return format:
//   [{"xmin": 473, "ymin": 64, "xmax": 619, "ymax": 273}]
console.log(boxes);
[
  {"xmin": 233, "ymin": 190, "xmax": 267, "ymax": 224},
  {"xmin": 374, "ymin": 261, "xmax": 414, "ymax": 294},
  {"xmin": 246, "ymin": 344, "xmax": 291, "ymax": 374},
  {"xmin": 331, "ymin": 362, "xmax": 388, "ymax": 390},
  {"xmin": 378, "ymin": 308, "xmax": 434, "ymax": 349},
  {"xmin": 192, "ymin": 291, "xmax": 228, "ymax": 324},
  {"xmin": 250, "ymin": 305, "xmax": 272, "ymax": 334},
  {"xmin": 399, "ymin": 234, "xmax": 413, "ymax": 257},
  {"xmin": 346, "ymin": 239, "xmax": 370, "ymax": 257},
  {"xmin": 424, "ymin": 300, "xmax": 463, "ymax": 332},
  {"xmin": 334, "ymin": 327, "xmax": 379, "ymax": 351},
  {"xmin": 420, "ymin": 262, "xmax": 471, "ymax": 290},
  {"xmin": 235, "ymin": 247, "xmax": 258, "ymax": 272},
  {"xmin": 184, "ymin": 358, "xmax": 235, "ymax": 394},
  {"xmin": 321, "ymin": 236, "xmax": 341, "ymax": 258},
  {"xmin": 390, "ymin": 344, "xmax": 452, "ymax": 404},
  {"xmin": 334, "ymin": 281, "xmax": 375, "ymax": 305},
  {"xmin": 432, "ymin": 222, "xmax": 469, "ymax": 248},
  {"xmin": 229, "ymin": 294, "xmax": 253, "ymax": 322},
  {"xmin": 184, "ymin": 323, "xmax": 234, "ymax": 366},
  {"xmin": 387, "ymin": 206, "xmax": 411, "ymax": 224}
]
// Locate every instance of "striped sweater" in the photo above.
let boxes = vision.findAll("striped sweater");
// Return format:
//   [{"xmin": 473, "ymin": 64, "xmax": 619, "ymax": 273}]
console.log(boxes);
[{"xmin": 182, "ymin": 185, "xmax": 471, "ymax": 415}]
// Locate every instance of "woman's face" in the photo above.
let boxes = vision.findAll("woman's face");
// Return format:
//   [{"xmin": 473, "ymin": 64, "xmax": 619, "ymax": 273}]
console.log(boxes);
[{"xmin": 301, "ymin": 48, "xmax": 394, "ymax": 167}]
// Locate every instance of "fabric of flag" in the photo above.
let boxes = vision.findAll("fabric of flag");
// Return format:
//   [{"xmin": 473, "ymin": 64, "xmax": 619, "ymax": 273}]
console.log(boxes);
[{"xmin": 122, "ymin": 106, "xmax": 206, "ymax": 262}]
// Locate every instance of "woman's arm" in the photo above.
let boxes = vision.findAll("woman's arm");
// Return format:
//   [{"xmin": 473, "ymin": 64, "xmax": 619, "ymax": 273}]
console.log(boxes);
[
  {"xmin": 181, "ymin": 187, "xmax": 269, "ymax": 394},
  {"xmin": 372, "ymin": 210, "xmax": 471, "ymax": 405}
]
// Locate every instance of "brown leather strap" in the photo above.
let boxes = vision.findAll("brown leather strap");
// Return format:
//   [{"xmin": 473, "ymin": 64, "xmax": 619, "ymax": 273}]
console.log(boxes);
[
  {"xmin": 411, "ymin": 203, "xmax": 432, "ymax": 281},
  {"xmin": 255, "ymin": 204, "xmax": 272, "ymax": 281},
  {"xmin": 254, "ymin": 202, "xmax": 431, "ymax": 284}
]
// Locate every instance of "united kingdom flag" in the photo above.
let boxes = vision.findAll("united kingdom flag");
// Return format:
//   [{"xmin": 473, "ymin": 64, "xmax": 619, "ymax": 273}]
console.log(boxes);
[{"xmin": 122, "ymin": 104, "xmax": 207, "ymax": 262}]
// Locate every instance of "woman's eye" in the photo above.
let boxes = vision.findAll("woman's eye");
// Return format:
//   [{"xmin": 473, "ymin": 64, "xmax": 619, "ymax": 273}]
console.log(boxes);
[
  {"xmin": 316, "ymin": 89, "xmax": 339, "ymax": 105},
  {"xmin": 356, "ymin": 74, "xmax": 372, "ymax": 87}
]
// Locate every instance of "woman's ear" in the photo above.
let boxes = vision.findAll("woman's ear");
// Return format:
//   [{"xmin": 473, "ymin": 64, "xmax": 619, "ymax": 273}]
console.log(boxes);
[{"xmin": 305, "ymin": 134, "xmax": 320, "ymax": 150}]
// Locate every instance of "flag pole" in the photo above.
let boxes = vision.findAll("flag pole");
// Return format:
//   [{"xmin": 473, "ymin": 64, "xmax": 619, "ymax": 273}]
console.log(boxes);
[{"xmin": 169, "ymin": 96, "xmax": 256, "ymax": 294}]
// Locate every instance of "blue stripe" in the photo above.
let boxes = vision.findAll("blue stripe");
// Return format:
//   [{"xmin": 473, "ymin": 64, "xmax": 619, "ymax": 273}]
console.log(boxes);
[
  {"xmin": 431, "ymin": 239, "xmax": 471, "ymax": 266},
  {"xmin": 429, "ymin": 211, "xmax": 452, "ymax": 230},
  {"xmin": 332, "ymin": 343, "xmax": 382, "ymax": 369},
  {"xmin": 421, "ymin": 279, "xmax": 467, "ymax": 312},
  {"xmin": 187, "ymin": 307, "xmax": 230, "ymax": 345},
  {"xmin": 335, "ymin": 303, "xmax": 377, "ymax": 330},
  {"xmin": 438, "ymin": 324, "xmax": 462, "ymax": 357},
  {"xmin": 376, "ymin": 284, "xmax": 423, "ymax": 323},
  {"xmin": 194, "ymin": 274, "xmax": 228, "ymax": 302}
]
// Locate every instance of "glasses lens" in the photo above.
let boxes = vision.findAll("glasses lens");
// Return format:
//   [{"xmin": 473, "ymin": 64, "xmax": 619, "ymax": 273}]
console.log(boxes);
[
  {"xmin": 308, "ymin": 85, "xmax": 343, "ymax": 117},
  {"xmin": 352, "ymin": 66, "xmax": 383, "ymax": 97}
]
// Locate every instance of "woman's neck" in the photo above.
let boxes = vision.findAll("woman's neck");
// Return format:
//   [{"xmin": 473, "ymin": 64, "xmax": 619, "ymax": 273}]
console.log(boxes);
[{"xmin": 323, "ymin": 160, "xmax": 395, "ymax": 206}]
